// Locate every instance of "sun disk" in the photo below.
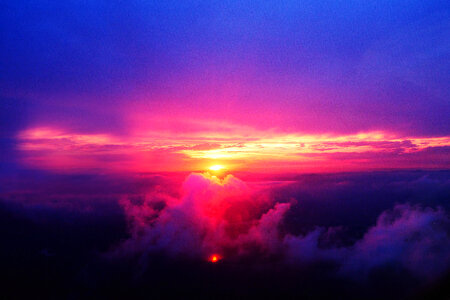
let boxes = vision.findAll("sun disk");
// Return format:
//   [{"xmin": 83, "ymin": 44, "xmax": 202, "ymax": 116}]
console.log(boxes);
[
  {"xmin": 209, "ymin": 165, "xmax": 225, "ymax": 171},
  {"xmin": 209, "ymin": 254, "xmax": 222, "ymax": 263}
]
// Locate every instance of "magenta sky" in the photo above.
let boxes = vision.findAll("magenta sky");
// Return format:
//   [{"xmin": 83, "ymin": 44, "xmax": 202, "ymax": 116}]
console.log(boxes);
[{"xmin": 1, "ymin": 1, "xmax": 449, "ymax": 173}]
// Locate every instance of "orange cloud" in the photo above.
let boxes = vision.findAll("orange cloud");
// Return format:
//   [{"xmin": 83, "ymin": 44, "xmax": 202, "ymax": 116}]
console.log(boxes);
[{"xmin": 17, "ymin": 126, "xmax": 450, "ymax": 173}]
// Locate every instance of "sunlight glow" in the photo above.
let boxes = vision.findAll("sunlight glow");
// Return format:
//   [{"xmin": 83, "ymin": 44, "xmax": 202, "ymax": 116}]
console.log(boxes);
[
  {"xmin": 209, "ymin": 254, "xmax": 222, "ymax": 263},
  {"xmin": 17, "ymin": 126, "xmax": 450, "ymax": 173},
  {"xmin": 209, "ymin": 165, "xmax": 225, "ymax": 171}
]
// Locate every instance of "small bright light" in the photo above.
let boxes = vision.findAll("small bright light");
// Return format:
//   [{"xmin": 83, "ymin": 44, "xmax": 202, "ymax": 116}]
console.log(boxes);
[
  {"xmin": 209, "ymin": 165, "xmax": 225, "ymax": 171},
  {"xmin": 209, "ymin": 254, "xmax": 222, "ymax": 263}
]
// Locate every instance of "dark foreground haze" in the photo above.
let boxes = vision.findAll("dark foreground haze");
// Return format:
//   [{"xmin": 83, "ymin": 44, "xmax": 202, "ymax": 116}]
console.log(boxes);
[{"xmin": 1, "ymin": 170, "xmax": 449, "ymax": 299}]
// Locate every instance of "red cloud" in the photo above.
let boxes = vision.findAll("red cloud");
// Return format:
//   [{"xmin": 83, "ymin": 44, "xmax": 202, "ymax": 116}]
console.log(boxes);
[
  {"xmin": 116, "ymin": 172, "xmax": 289, "ymax": 260},
  {"xmin": 114, "ymin": 172, "xmax": 450, "ymax": 280}
]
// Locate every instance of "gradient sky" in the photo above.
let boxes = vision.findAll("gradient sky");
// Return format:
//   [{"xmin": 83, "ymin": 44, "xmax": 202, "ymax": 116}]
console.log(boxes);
[{"xmin": 1, "ymin": 0, "xmax": 449, "ymax": 173}]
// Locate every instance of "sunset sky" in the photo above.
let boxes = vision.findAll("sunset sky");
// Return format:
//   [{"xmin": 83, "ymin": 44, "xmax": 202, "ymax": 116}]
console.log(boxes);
[
  {"xmin": 1, "ymin": 2, "xmax": 450, "ymax": 299},
  {"xmin": 1, "ymin": 0, "xmax": 449, "ymax": 173}
]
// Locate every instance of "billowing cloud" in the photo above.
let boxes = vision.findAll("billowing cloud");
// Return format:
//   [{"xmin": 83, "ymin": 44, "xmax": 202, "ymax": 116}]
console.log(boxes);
[
  {"xmin": 343, "ymin": 204, "xmax": 450, "ymax": 279},
  {"xmin": 115, "ymin": 172, "xmax": 450, "ymax": 281},
  {"xmin": 116, "ymin": 172, "xmax": 285, "ymax": 260},
  {"xmin": 284, "ymin": 204, "xmax": 450, "ymax": 280},
  {"xmin": 1, "ymin": 169, "xmax": 448, "ymax": 298}
]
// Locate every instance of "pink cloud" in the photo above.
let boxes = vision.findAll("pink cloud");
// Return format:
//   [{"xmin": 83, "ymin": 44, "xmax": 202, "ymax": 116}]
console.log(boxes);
[
  {"xmin": 16, "ymin": 127, "xmax": 450, "ymax": 173},
  {"xmin": 111, "ymin": 172, "xmax": 450, "ymax": 281}
]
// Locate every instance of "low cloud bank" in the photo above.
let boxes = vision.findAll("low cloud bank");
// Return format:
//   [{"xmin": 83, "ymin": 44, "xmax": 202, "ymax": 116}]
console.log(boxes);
[{"xmin": 116, "ymin": 172, "xmax": 450, "ymax": 281}]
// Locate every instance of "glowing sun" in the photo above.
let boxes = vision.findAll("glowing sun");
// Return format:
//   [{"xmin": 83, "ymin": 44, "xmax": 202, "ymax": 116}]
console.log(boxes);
[
  {"xmin": 209, "ymin": 164, "xmax": 225, "ymax": 171},
  {"xmin": 209, "ymin": 254, "xmax": 222, "ymax": 263}
]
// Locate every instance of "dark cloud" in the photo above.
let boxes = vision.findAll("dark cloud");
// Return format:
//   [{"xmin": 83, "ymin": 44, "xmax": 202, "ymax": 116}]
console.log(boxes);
[
  {"xmin": 1, "ymin": 170, "xmax": 449, "ymax": 299},
  {"xmin": 113, "ymin": 172, "xmax": 450, "ymax": 282},
  {"xmin": 343, "ymin": 204, "xmax": 450, "ymax": 279}
]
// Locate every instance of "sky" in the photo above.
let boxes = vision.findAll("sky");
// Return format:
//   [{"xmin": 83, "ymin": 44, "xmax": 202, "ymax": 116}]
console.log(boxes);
[
  {"xmin": 1, "ymin": 0, "xmax": 449, "ymax": 173},
  {"xmin": 1, "ymin": 3, "xmax": 450, "ymax": 298}
]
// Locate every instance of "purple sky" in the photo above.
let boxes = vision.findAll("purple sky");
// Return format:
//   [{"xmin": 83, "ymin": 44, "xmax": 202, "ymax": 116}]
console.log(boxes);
[{"xmin": 1, "ymin": 0, "xmax": 449, "ymax": 172}]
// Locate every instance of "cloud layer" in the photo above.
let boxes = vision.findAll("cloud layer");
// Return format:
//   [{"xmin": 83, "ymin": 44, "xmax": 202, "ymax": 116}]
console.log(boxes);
[
  {"xmin": 1, "ymin": 170, "xmax": 449, "ymax": 298},
  {"xmin": 116, "ymin": 172, "xmax": 450, "ymax": 281},
  {"xmin": 16, "ymin": 126, "xmax": 450, "ymax": 172}
]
